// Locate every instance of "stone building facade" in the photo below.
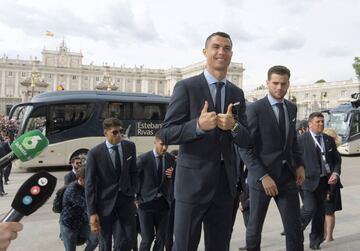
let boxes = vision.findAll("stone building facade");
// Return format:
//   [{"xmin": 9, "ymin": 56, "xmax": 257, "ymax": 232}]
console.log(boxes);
[
  {"xmin": 0, "ymin": 41, "xmax": 244, "ymax": 115},
  {"xmin": 246, "ymin": 80, "xmax": 360, "ymax": 120}
]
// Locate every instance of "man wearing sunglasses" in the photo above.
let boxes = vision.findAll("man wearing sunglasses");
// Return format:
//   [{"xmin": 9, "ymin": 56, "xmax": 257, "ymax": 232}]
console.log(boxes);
[
  {"xmin": 64, "ymin": 156, "xmax": 82, "ymax": 185},
  {"xmin": 85, "ymin": 117, "xmax": 138, "ymax": 251}
]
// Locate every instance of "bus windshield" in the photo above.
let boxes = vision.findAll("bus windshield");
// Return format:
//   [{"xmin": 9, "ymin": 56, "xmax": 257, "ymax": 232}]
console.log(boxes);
[{"xmin": 328, "ymin": 113, "xmax": 348, "ymax": 136}]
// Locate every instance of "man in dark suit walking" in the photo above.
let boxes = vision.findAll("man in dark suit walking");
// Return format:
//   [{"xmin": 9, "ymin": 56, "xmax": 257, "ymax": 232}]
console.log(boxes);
[
  {"xmin": 298, "ymin": 112, "xmax": 341, "ymax": 250},
  {"xmin": 239, "ymin": 65, "xmax": 305, "ymax": 251},
  {"xmin": 159, "ymin": 32, "xmax": 250, "ymax": 251},
  {"xmin": 64, "ymin": 156, "xmax": 82, "ymax": 185},
  {"xmin": 85, "ymin": 118, "xmax": 138, "ymax": 251},
  {"xmin": 136, "ymin": 132, "xmax": 175, "ymax": 251}
]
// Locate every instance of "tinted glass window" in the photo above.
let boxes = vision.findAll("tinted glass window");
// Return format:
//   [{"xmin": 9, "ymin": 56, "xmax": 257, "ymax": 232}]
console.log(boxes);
[
  {"xmin": 102, "ymin": 102, "xmax": 166, "ymax": 121},
  {"xmin": 48, "ymin": 103, "xmax": 94, "ymax": 134}
]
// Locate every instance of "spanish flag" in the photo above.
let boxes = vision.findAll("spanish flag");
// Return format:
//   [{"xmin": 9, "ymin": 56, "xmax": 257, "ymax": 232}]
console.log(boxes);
[{"xmin": 45, "ymin": 30, "xmax": 54, "ymax": 37}]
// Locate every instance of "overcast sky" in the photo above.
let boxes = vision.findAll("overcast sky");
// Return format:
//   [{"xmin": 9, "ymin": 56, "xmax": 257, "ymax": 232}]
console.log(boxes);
[{"xmin": 0, "ymin": 0, "xmax": 359, "ymax": 90}]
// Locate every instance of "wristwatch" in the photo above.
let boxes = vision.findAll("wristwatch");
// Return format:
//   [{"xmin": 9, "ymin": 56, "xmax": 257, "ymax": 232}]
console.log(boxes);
[{"xmin": 231, "ymin": 122, "xmax": 239, "ymax": 132}]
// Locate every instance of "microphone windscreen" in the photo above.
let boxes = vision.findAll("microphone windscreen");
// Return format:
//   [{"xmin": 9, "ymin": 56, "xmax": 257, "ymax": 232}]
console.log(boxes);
[{"xmin": 11, "ymin": 171, "xmax": 57, "ymax": 216}]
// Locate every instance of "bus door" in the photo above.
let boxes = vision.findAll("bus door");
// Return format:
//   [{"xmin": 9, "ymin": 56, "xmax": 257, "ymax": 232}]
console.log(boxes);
[{"xmin": 348, "ymin": 111, "xmax": 360, "ymax": 154}]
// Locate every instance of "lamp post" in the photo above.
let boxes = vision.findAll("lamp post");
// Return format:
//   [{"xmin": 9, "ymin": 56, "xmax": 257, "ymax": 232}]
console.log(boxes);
[
  {"xmin": 30, "ymin": 62, "xmax": 40, "ymax": 97},
  {"xmin": 95, "ymin": 66, "xmax": 118, "ymax": 91}
]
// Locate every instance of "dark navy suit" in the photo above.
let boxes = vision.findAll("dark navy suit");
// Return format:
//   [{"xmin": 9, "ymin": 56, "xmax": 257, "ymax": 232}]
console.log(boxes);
[
  {"xmin": 137, "ymin": 151, "xmax": 175, "ymax": 251},
  {"xmin": 298, "ymin": 131, "xmax": 341, "ymax": 248},
  {"xmin": 160, "ymin": 72, "xmax": 250, "ymax": 251},
  {"xmin": 85, "ymin": 139, "xmax": 138, "ymax": 251},
  {"xmin": 240, "ymin": 96, "xmax": 304, "ymax": 251},
  {"xmin": 64, "ymin": 171, "xmax": 76, "ymax": 185}
]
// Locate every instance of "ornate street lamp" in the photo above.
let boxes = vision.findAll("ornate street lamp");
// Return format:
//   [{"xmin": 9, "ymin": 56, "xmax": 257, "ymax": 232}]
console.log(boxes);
[
  {"xmin": 20, "ymin": 61, "xmax": 49, "ymax": 101},
  {"xmin": 95, "ymin": 66, "xmax": 119, "ymax": 91}
]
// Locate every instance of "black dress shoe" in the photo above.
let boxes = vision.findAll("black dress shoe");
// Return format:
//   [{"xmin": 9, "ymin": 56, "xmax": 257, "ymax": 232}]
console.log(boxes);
[
  {"xmin": 309, "ymin": 244, "xmax": 321, "ymax": 250},
  {"xmin": 0, "ymin": 192, "xmax": 8, "ymax": 196},
  {"xmin": 239, "ymin": 246, "xmax": 247, "ymax": 250}
]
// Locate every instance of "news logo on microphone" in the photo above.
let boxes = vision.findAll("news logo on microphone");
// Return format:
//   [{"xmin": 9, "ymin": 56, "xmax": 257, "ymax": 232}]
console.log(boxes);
[{"xmin": 10, "ymin": 130, "xmax": 49, "ymax": 161}]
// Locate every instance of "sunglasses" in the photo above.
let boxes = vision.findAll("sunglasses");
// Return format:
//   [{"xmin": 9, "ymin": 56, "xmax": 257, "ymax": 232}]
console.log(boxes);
[
  {"xmin": 74, "ymin": 162, "xmax": 82, "ymax": 165},
  {"xmin": 111, "ymin": 129, "xmax": 124, "ymax": 136}
]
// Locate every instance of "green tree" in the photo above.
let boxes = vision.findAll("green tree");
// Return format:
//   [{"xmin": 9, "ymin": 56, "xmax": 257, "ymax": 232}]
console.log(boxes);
[
  {"xmin": 255, "ymin": 84, "xmax": 266, "ymax": 90},
  {"xmin": 353, "ymin": 57, "xmax": 360, "ymax": 80},
  {"xmin": 315, "ymin": 79, "xmax": 326, "ymax": 83}
]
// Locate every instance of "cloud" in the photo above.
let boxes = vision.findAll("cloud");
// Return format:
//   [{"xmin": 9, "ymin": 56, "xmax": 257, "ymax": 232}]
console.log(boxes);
[
  {"xmin": 270, "ymin": 35, "xmax": 306, "ymax": 51},
  {"xmin": 322, "ymin": 45, "xmax": 352, "ymax": 57},
  {"xmin": 0, "ymin": 0, "xmax": 160, "ymax": 46}
]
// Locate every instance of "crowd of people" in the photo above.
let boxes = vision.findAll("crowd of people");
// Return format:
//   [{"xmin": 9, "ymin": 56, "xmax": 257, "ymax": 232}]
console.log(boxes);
[
  {"xmin": 0, "ymin": 116, "xmax": 18, "ymax": 196},
  {"xmin": 0, "ymin": 31, "xmax": 344, "ymax": 251}
]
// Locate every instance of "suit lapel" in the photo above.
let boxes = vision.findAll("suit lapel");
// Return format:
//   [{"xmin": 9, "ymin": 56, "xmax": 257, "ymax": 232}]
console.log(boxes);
[
  {"xmin": 284, "ymin": 100, "xmax": 293, "ymax": 145},
  {"xmin": 199, "ymin": 73, "xmax": 216, "ymax": 112},
  {"xmin": 120, "ymin": 141, "xmax": 126, "ymax": 170},
  {"xmin": 103, "ymin": 142, "xmax": 117, "ymax": 175},
  {"xmin": 151, "ymin": 152, "xmax": 159, "ymax": 183},
  {"xmin": 224, "ymin": 81, "xmax": 232, "ymax": 113},
  {"xmin": 262, "ymin": 97, "xmax": 282, "ymax": 139}
]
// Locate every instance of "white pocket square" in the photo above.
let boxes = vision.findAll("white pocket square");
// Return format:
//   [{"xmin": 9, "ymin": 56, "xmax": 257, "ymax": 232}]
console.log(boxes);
[
  {"xmin": 292, "ymin": 118, "xmax": 296, "ymax": 122},
  {"xmin": 328, "ymin": 148, "xmax": 333, "ymax": 152},
  {"xmin": 126, "ymin": 156, "xmax": 133, "ymax": 161}
]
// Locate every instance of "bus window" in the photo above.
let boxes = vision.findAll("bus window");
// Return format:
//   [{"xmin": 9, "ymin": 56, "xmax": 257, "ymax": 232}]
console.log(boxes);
[
  {"xmin": 133, "ymin": 103, "xmax": 165, "ymax": 121},
  {"xmin": 48, "ymin": 104, "xmax": 94, "ymax": 135},
  {"xmin": 350, "ymin": 112, "xmax": 360, "ymax": 136},
  {"xmin": 102, "ymin": 102, "xmax": 166, "ymax": 121},
  {"xmin": 102, "ymin": 103, "xmax": 132, "ymax": 120},
  {"xmin": 25, "ymin": 106, "xmax": 47, "ymax": 133}
]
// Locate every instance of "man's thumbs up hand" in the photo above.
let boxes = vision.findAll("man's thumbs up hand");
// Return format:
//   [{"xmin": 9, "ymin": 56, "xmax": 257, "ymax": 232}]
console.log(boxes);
[
  {"xmin": 217, "ymin": 103, "xmax": 235, "ymax": 131},
  {"xmin": 198, "ymin": 101, "xmax": 217, "ymax": 131}
]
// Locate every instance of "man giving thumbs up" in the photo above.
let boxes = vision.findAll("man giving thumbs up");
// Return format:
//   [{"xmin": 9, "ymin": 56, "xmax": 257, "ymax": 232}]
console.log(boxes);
[{"xmin": 159, "ymin": 32, "xmax": 250, "ymax": 251}]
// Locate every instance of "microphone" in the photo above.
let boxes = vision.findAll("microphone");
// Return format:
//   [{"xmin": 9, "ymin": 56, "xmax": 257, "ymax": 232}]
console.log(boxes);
[
  {"xmin": 0, "ymin": 130, "xmax": 49, "ymax": 170},
  {"xmin": 1, "ymin": 171, "xmax": 57, "ymax": 222}
]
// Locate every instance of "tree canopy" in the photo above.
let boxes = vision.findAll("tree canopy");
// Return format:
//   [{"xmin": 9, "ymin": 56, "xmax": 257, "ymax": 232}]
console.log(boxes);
[{"xmin": 353, "ymin": 57, "xmax": 360, "ymax": 80}]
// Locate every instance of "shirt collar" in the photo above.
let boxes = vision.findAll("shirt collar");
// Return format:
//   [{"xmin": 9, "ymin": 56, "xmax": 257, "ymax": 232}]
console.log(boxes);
[
  {"xmin": 309, "ymin": 130, "xmax": 322, "ymax": 137},
  {"xmin": 105, "ymin": 140, "xmax": 121, "ymax": 149},
  {"xmin": 153, "ymin": 149, "xmax": 164, "ymax": 158},
  {"xmin": 267, "ymin": 93, "xmax": 284, "ymax": 106},
  {"xmin": 204, "ymin": 69, "xmax": 227, "ymax": 86}
]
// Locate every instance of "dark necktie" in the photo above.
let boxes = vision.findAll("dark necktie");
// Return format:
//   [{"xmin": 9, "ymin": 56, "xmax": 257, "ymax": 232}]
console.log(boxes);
[
  {"xmin": 112, "ymin": 145, "xmax": 121, "ymax": 176},
  {"xmin": 215, "ymin": 82, "xmax": 224, "ymax": 114},
  {"xmin": 157, "ymin": 155, "xmax": 163, "ymax": 186},
  {"xmin": 315, "ymin": 135, "xmax": 323, "ymax": 174},
  {"xmin": 275, "ymin": 102, "xmax": 286, "ymax": 145}
]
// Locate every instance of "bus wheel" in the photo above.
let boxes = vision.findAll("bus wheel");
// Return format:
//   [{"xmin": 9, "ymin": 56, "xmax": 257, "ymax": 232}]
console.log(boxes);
[{"xmin": 71, "ymin": 150, "xmax": 88, "ymax": 165}]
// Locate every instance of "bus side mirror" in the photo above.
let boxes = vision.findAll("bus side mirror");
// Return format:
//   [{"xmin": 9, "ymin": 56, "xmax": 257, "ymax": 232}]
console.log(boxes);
[{"xmin": 350, "ymin": 92, "xmax": 360, "ymax": 108}]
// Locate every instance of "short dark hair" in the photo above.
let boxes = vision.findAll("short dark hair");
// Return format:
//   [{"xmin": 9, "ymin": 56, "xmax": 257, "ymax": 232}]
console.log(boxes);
[
  {"xmin": 75, "ymin": 166, "xmax": 86, "ymax": 179},
  {"xmin": 308, "ymin": 112, "xmax": 324, "ymax": 122},
  {"xmin": 205, "ymin": 32, "xmax": 232, "ymax": 48},
  {"xmin": 103, "ymin": 117, "xmax": 123, "ymax": 130},
  {"xmin": 70, "ymin": 156, "xmax": 81, "ymax": 164},
  {"xmin": 155, "ymin": 131, "xmax": 164, "ymax": 141},
  {"xmin": 267, "ymin": 65, "xmax": 291, "ymax": 80},
  {"xmin": 170, "ymin": 149, "xmax": 178, "ymax": 157}
]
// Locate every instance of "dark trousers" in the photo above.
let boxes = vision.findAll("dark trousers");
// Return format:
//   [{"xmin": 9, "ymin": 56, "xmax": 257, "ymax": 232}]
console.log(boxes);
[
  {"xmin": 300, "ymin": 177, "xmax": 328, "ymax": 247},
  {"xmin": 173, "ymin": 167, "xmax": 234, "ymax": 251},
  {"xmin": 165, "ymin": 200, "xmax": 175, "ymax": 251},
  {"xmin": 230, "ymin": 185, "xmax": 242, "ymax": 239},
  {"xmin": 246, "ymin": 168, "xmax": 304, "ymax": 251},
  {"xmin": 3, "ymin": 163, "xmax": 11, "ymax": 182},
  {"xmin": 99, "ymin": 193, "xmax": 137, "ymax": 251},
  {"xmin": 138, "ymin": 197, "xmax": 170, "ymax": 251},
  {"xmin": 0, "ymin": 169, "xmax": 4, "ymax": 193}
]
